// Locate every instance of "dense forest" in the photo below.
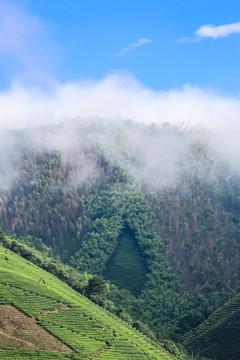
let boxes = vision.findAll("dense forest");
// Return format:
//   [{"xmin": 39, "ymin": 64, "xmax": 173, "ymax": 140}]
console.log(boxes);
[{"xmin": 0, "ymin": 120, "xmax": 239, "ymax": 343}]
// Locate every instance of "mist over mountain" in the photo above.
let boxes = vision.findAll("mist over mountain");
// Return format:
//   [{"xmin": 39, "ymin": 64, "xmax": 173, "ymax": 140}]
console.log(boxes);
[
  {"xmin": 0, "ymin": 115, "xmax": 240, "ymax": 346},
  {"xmin": 1, "ymin": 2, "xmax": 240, "ymax": 358}
]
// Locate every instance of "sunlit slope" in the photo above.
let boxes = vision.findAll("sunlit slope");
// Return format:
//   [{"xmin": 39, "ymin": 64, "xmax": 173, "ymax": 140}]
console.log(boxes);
[
  {"xmin": 182, "ymin": 293, "xmax": 240, "ymax": 360},
  {"xmin": 0, "ymin": 245, "xmax": 179, "ymax": 360}
]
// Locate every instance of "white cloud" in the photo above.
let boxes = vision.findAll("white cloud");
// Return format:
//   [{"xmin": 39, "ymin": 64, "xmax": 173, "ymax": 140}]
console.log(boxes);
[
  {"xmin": 1, "ymin": 73, "xmax": 240, "ymax": 187},
  {"xmin": 114, "ymin": 38, "xmax": 151, "ymax": 57},
  {"xmin": 0, "ymin": 73, "xmax": 240, "ymax": 132},
  {"xmin": 196, "ymin": 22, "xmax": 240, "ymax": 39},
  {"xmin": 0, "ymin": 0, "xmax": 56, "ymax": 84},
  {"xmin": 179, "ymin": 21, "xmax": 240, "ymax": 42}
]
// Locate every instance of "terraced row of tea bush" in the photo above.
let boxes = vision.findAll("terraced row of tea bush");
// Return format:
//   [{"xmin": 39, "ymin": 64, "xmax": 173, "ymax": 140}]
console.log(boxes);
[
  {"xmin": 38, "ymin": 307, "xmax": 175, "ymax": 359},
  {"xmin": 104, "ymin": 231, "xmax": 147, "ymax": 295},
  {"xmin": 182, "ymin": 293, "xmax": 240, "ymax": 359},
  {"xmin": 0, "ymin": 245, "xmax": 182, "ymax": 359},
  {"xmin": 0, "ymin": 348, "xmax": 71, "ymax": 360},
  {"xmin": 0, "ymin": 283, "xmax": 61, "ymax": 316}
]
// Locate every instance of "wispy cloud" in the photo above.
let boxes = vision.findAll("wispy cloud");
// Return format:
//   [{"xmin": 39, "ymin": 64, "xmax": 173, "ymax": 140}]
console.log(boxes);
[
  {"xmin": 178, "ymin": 21, "xmax": 240, "ymax": 43},
  {"xmin": 0, "ymin": 0, "xmax": 57, "ymax": 85},
  {"xmin": 114, "ymin": 38, "xmax": 151, "ymax": 57},
  {"xmin": 177, "ymin": 37, "xmax": 201, "ymax": 44}
]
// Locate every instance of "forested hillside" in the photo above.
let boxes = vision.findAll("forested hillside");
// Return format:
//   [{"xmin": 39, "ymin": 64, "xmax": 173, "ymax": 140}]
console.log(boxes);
[{"xmin": 0, "ymin": 120, "xmax": 239, "ymax": 342}]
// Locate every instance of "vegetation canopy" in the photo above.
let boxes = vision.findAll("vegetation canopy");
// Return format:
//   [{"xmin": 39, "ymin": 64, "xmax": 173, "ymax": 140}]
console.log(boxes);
[{"xmin": 0, "ymin": 120, "xmax": 240, "ymax": 359}]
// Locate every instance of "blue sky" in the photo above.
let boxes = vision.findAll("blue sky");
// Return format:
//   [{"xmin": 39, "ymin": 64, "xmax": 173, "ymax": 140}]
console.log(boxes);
[
  {"xmin": 1, "ymin": 0, "xmax": 240, "ymax": 134},
  {"xmin": 0, "ymin": 0, "xmax": 240, "ymax": 94}
]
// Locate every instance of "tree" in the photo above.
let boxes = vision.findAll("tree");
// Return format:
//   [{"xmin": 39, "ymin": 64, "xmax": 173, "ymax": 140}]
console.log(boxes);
[
  {"xmin": 0, "ymin": 227, "xmax": 5, "ymax": 243},
  {"xmin": 85, "ymin": 276, "xmax": 106, "ymax": 298}
]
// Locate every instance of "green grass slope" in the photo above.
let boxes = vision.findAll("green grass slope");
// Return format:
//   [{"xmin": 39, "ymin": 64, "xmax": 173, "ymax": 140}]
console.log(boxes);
[
  {"xmin": 104, "ymin": 231, "xmax": 147, "ymax": 296},
  {"xmin": 0, "ymin": 245, "xmax": 181, "ymax": 360},
  {"xmin": 182, "ymin": 292, "xmax": 240, "ymax": 360}
]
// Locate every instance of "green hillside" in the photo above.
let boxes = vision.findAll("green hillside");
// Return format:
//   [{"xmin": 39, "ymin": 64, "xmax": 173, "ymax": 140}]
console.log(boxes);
[
  {"xmin": 0, "ymin": 121, "xmax": 240, "ymax": 341},
  {"xmin": 182, "ymin": 292, "xmax": 240, "ymax": 360},
  {"xmin": 0, "ymin": 244, "xmax": 186, "ymax": 360}
]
